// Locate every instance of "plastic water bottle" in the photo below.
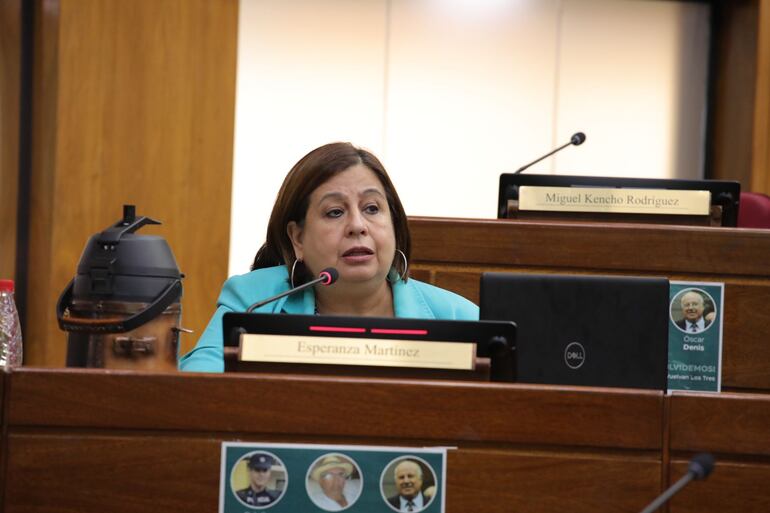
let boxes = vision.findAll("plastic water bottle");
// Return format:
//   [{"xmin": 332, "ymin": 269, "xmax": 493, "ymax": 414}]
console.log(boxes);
[{"xmin": 0, "ymin": 279, "xmax": 23, "ymax": 367}]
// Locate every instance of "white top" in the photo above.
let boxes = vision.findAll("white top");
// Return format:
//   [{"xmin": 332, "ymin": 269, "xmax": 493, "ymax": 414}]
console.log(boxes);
[{"xmin": 306, "ymin": 478, "xmax": 362, "ymax": 511}]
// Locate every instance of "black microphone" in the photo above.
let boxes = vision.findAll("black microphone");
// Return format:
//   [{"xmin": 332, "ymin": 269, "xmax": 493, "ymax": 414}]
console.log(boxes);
[
  {"xmin": 513, "ymin": 131, "xmax": 586, "ymax": 174},
  {"xmin": 246, "ymin": 267, "xmax": 339, "ymax": 313},
  {"xmin": 639, "ymin": 453, "xmax": 715, "ymax": 513}
]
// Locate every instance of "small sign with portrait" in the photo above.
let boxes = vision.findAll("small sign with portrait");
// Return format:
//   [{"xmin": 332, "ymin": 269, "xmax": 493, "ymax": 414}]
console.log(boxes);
[
  {"xmin": 667, "ymin": 281, "xmax": 724, "ymax": 392},
  {"xmin": 219, "ymin": 442, "xmax": 447, "ymax": 513}
]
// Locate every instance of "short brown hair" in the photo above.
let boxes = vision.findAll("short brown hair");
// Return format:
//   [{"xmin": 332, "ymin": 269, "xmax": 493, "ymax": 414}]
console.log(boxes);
[{"xmin": 252, "ymin": 142, "xmax": 410, "ymax": 283}]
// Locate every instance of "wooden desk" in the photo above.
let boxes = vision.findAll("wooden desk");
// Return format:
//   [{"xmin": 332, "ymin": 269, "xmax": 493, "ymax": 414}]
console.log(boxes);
[
  {"xmin": 409, "ymin": 217, "xmax": 770, "ymax": 392},
  {"xmin": 2, "ymin": 369, "xmax": 769, "ymax": 512},
  {"xmin": 1, "ymin": 368, "xmax": 663, "ymax": 513}
]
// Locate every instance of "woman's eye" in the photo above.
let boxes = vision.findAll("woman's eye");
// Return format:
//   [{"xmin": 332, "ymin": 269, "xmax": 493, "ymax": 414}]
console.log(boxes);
[
  {"xmin": 364, "ymin": 204, "xmax": 380, "ymax": 214},
  {"xmin": 326, "ymin": 208, "xmax": 344, "ymax": 218}
]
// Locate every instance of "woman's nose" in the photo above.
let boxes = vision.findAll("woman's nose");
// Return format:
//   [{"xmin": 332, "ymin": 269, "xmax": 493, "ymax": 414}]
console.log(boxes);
[{"xmin": 347, "ymin": 210, "xmax": 367, "ymax": 235}]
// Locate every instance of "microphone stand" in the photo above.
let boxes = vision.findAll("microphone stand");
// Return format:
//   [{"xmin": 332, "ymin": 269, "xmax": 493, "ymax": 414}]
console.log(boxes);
[
  {"xmin": 246, "ymin": 269, "xmax": 337, "ymax": 312},
  {"xmin": 639, "ymin": 453, "xmax": 715, "ymax": 513},
  {"xmin": 514, "ymin": 141, "xmax": 574, "ymax": 174},
  {"xmin": 513, "ymin": 132, "xmax": 586, "ymax": 174},
  {"xmin": 639, "ymin": 473, "xmax": 694, "ymax": 513}
]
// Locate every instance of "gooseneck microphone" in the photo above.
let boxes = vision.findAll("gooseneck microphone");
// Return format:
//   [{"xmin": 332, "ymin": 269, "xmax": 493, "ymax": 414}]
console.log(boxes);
[
  {"xmin": 513, "ymin": 131, "xmax": 586, "ymax": 174},
  {"xmin": 639, "ymin": 453, "xmax": 715, "ymax": 513},
  {"xmin": 246, "ymin": 267, "xmax": 339, "ymax": 313}
]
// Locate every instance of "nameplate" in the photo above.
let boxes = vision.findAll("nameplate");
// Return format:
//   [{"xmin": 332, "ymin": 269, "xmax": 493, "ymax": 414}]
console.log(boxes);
[
  {"xmin": 240, "ymin": 334, "xmax": 476, "ymax": 370},
  {"xmin": 518, "ymin": 186, "xmax": 710, "ymax": 215}
]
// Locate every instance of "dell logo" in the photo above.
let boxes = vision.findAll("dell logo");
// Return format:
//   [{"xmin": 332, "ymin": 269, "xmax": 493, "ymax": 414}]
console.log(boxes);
[{"xmin": 564, "ymin": 342, "xmax": 586, "ymax": 369}]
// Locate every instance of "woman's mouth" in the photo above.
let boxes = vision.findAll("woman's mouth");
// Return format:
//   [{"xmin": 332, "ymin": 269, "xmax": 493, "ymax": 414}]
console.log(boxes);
[{"xmin": 342, "ymin": 247, "xmax": 374, "ymax": 262}]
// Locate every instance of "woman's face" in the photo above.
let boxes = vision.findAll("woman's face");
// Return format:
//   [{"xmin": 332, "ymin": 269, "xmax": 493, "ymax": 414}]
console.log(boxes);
[{"xmin": 287, "ymin": 164, "xmax": 396, "ymax": 287}]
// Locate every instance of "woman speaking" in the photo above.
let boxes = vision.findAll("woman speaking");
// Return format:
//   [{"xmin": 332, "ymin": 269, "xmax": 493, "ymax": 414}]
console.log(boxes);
[{"xmin": 179, "ymin": 142, "xmax": 478, "ymax": 372}]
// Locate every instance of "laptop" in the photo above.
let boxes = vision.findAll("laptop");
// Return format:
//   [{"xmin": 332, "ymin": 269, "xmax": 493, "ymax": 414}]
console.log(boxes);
[{"xmin": 480, "ymin": 272, "xmax": 669, "ymax": 390}]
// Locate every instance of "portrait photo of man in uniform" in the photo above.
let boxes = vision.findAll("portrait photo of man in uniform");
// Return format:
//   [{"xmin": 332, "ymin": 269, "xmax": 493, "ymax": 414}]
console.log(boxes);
[
  {"xmin": 382, "ymin": 457, "xmax": 437, "ymax": 512},
  {"xmin": 672, "ymin": 288, "xmax": 715, "ymax": 334},
  {"xmin": 232, "ymin": 452, "xmax": 286, "ymax": 508}
]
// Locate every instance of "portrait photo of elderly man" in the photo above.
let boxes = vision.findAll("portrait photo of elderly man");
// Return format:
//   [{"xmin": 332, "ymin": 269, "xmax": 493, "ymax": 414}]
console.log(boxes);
[
  {"xmin": 306, "ymin": 453, "xmax": 362, "ymax": 511},
  {"xmin": 383, "ymin": 458, "xmax": 436, "ymax": 512},
  {"xmin": 673, "ymin": 289, "xmax": 715, "ymax": 334}
]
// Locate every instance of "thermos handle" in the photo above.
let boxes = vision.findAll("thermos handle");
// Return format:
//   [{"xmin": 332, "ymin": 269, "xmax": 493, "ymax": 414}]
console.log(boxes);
[{"xmin": 56, "ymin": 279, "xmax": 182, "ymax": 333}]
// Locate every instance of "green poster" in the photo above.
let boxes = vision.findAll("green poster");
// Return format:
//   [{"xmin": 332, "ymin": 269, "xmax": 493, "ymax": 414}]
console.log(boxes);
[
  {"xmin": 219, "ymin": 442, "xmax": 446, "ymax": 513},
  {"xmin": 667, "ymin": 281, "xmax": 724, "ymax": 392}
]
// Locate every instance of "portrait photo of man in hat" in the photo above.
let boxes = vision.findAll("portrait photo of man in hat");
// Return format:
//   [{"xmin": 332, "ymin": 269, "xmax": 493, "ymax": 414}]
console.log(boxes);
[
  {"xmin": 233, "ymin": 451, "xmax": 286, "ymax": 508},
  {"xmin": 306, "ymin": 453, "xmax": 362, "ymax": 511}
]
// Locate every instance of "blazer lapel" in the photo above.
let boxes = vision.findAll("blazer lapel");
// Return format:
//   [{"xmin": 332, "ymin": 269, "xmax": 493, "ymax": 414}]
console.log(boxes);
[{"xmin": 393, "ymin": 279, "xmax": 435, "ymax": 319}]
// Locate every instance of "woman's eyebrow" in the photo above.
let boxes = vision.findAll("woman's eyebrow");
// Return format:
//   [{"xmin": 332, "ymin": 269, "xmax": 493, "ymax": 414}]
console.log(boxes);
[
  {"xmin": 360, "ymin": 187, "xmax": 386, "ymax": 198},
  {"xmin": 319, "ymin": 188, "xmax": 385, "ymax": 203},
  {"xmin": 318, "ymin": 191, "xmax": 346, "ymax": 203}
]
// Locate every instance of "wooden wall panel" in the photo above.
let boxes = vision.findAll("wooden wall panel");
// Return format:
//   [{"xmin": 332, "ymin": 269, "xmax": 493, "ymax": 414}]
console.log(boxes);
[
  {"xmin": 5, "ymin": 434, "xmax": 222, "ymax": 513},
  {"xmin": 0, "ymin": 0, "xmax": 21, "ymax": 281},
  {"xmin": 719, "ymin": 282, "xmax": 770, "ymax": 389},
  {"xmin": 669, "ymin": 459, "xmax": 770, "ymax": 513},
  {"xmin": 448, "ymin": 450, "xmax": 661, "ymax": 513},
  {"xmin": 408, "ymin": 218, "xmax": 770, "ymax": 277},
  {"xmin": 3, "ymin": 434, "xmax": 663, "ymax": 513},
  {"xmin": 0, "ymin": 370, "xmax": 6, "ymax": 507},
  {"xmin": 7, "ymin": 369, "xmax": 664, "ymax": 450},
  {"xmin": 709, "ymin": 0, "xmax": 770, "ymax": 194},
  {"xmin": 708, "ymin": 0, "xmax": 758, "ymax": 187},
  {"xmin": 26, "ymin": 0, "xmax": 60, "ymax": 363},
  {"xmin": 26, "ymin": 0, "xmax": 238, "ymax": 366},
  {"xmin": 670, "ymin": 392, "xmax": 770, "ymax": 456},
  {"xmin": 753, "ymin": 0, "xmax": 770, "ymax": 194},
  {"xmin": 666, "ymin": 392, "xmax": 770, "ymax": 512}
]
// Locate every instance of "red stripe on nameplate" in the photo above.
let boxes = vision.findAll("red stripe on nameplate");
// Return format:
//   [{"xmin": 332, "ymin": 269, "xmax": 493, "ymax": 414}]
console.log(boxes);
[
  {"xmin": 309, "ymin": 326, "xmax": 366, "ymax": 333},
  {"xmin": 370, "ymin": 328, "xmax": 428, "ymax": 336}
]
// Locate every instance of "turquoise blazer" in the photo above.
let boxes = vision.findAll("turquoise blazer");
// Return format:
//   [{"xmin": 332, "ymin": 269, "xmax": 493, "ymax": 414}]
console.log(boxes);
[{"xmin": 179, "ymin": 265, "xmax": 479, "ymax": 372}]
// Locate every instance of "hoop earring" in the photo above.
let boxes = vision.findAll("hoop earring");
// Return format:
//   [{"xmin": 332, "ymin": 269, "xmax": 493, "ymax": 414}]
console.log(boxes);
[
  {"xmin": 290, "ymin": 259, "xmax": 301, "ymax": 288},
  {"xmin": 393, "ymin": 249, "xmax": 408, "ymax": 282}
]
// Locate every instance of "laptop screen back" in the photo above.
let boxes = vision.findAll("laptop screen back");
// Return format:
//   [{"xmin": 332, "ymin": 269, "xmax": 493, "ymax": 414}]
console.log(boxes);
[{"xmin": 480, "ymin": 272, "xmax": 669, "ymax": 390}]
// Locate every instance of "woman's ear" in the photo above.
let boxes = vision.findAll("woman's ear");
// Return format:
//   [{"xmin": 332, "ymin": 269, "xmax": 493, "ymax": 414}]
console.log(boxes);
[{"xmin": 286, "ymin": 221, "xmax": 304, "ymax": 261}]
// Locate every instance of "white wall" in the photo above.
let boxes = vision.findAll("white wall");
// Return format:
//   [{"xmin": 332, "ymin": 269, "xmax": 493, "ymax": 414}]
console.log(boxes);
[{"xmin": 229, "ymin": 0, "xmax": 710, "ymax": 276}]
